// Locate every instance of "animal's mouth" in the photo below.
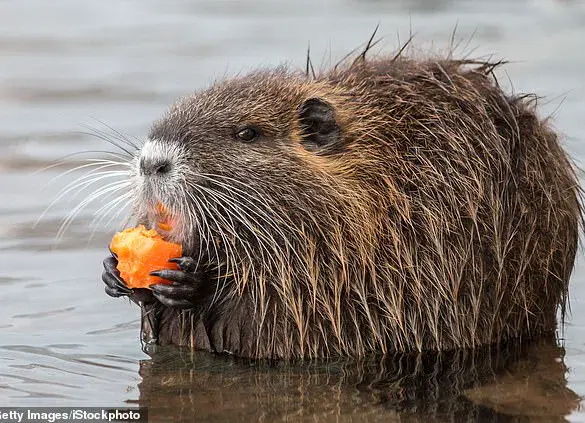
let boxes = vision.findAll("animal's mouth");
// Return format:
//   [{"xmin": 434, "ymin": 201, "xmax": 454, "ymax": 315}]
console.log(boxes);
[
  {"xmin": 146, "ymin": 201, "xmax": 203, "ymax": 259},
  {"xmin": 143, "ymin": 201, "xmax": 182, "ymax": 243},
  {"xmin": 154, "ymin": 201, "xmax": 175, "ymax": 233}
]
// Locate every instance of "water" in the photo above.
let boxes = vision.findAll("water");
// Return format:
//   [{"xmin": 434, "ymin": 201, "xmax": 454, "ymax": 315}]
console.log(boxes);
[{"xmin": 1, "ymin": 0, "xmax": 585, "ymax": 421}]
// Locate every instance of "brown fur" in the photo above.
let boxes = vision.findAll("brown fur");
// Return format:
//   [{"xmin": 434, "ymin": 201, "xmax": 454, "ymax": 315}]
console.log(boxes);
[{"xmin": 137, "ymin": 50, "xmax": 582, "ymax": 359}]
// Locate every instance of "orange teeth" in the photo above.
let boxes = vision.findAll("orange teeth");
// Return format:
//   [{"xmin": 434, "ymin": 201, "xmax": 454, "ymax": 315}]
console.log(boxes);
[
  {"xmin": 156, "ymin": 202, "xmax": 173, "ymax": 231},
  {"xmin": 157, "ymin": 222, "xmax": 172, "ymax": 232},
  {"xmin": 157, "ymin": 202, "xmax": 169, "ymax": 215}
]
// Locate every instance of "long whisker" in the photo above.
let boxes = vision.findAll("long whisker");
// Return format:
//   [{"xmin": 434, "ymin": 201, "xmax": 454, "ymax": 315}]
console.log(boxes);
[
  {"xmin": 81, "ymin": 122, "xmax": 142, "ymax": 151},
  {"xmin": 198, "ymin": 173, "xmax": 297, "ymax": 244},
  {"xmin": 91, "ymin": 189, "xmax": 133, "ymax": 225},
  {"xmin": 87, "ymin": 118, "xmax": 142, "ymax": 152},
  {"xmin": 60, "ymin": 178, "xmax": 131, "ymax": 225},
  {"xmin": 180, "ymin": 178, "xmax": 209, "ymax": 273},
  {"xmin": 77, "ymin": 126, "xmax": 137, "ymax": 158},
  {"xmin": 89, "ymin": 192, "xmax": 133, "ymax": 240},
  {"xmin": 199, "ymin": 173, "xmax": 276, "ymax": 208},
  {"xmin": 53, "ymin": 169, "xmax": 130, "ymax": 208},
  {"xmin": 37, "ymin": 121, "xmax": 140, "ymax": 243},
  {"xmin": 196, "ymin": 174, "xmax": 304, "ymax": 272},
  {"xmin": 191, "ymin": 186, "xmax": 236, "ymax": 286},
  {"xmin": 36, "ymin": 166, "xmax": 131, "ymax": 227},
  {"xmin": 193, "ymin": 185, "xmax": 255, "ymax": 296},
  {"xmin": 196, "ymin": 183, "xmax": 280, "ymax": 270},
  {"xmin": 57, "ymin": 180, "xmax": 132, "ymax": 241},
  {"xmin": 183, "ymin": 171, "xmax": 300, "ymax": 313},
  {"xmin": 33, "ymin": 150, "xmax": 133, "ymax": 175},
  {"xmin": 185, "ymin": 189, "xmax": 223, "ymax": 284},
  {"xmin": 46, "ymin": 160, "xmax": 131, "ymax": 186},
  {"xmin": 203, "ymin": 193, "xmax": 272, "ymax": 306}
]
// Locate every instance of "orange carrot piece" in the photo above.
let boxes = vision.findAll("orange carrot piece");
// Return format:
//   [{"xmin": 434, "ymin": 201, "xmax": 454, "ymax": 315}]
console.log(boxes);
[{"xmin": 110, "ymin": 225, "xmax": 182, "ymax": 289}]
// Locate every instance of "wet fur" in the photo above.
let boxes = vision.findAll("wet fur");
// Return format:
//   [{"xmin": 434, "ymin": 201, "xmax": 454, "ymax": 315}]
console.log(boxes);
[{"xmin": 132, "ymin": 50, "xmax": 582, "ymax": 359}]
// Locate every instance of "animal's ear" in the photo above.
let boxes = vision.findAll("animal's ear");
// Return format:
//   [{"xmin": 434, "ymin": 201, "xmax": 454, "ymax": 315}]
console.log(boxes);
[{"xmin": 298, "ymin": 98, "xmax": 340, "ymax": 149}]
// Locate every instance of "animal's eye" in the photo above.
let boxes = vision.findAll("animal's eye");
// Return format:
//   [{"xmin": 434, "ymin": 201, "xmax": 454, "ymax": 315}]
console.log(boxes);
[{"xmin": 235, "ymin": 127, "xmax": 258, "ymax": 142}]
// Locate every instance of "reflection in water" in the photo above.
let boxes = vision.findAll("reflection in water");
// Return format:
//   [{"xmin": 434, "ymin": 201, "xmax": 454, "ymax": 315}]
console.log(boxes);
[{"xmin": 136, "ymin": 337, "xmax": 579, "ymax": 422}]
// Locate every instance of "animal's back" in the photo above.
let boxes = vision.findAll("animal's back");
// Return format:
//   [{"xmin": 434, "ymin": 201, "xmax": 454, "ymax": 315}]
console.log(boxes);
[{"xmin": 320, "ymin": 57, "xmax": 582, "ymax": 351}]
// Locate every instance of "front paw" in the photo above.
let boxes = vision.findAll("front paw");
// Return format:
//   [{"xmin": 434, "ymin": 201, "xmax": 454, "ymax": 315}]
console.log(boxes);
[
  {"xmin": 149, "ymin": 256, "xmax": 201, "ymax": 309},
  {"xmin": 102, "ymin": 253, "xmax": 154, "ymax": 304},
  {"xmin": 102, "ymin": 255, "xmax": 131, "ymax": 297}
]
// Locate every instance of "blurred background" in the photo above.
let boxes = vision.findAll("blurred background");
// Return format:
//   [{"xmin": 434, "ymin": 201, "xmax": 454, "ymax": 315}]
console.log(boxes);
[{"xmin": 1, "ymin": 0, "xmax": 584, "ymax": 421}]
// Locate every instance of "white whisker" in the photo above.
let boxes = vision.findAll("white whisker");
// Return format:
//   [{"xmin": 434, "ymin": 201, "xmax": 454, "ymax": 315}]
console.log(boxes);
[
  {"xmin": 36, "ymin": 168, "xmax": 131, "ymax": 228},
  {"xmin": 87, "ymin": 118, "xmax": 142, "ymax": 152},
  {"xmin": 89, "ymin": 192, "xmax": 133, "ymax": 240},
  {"xmin": 46, "ymin": 160, "xmax": 130, "ymax": 186},
  {"xmin": 56, "ymin": 180, "xmax": 132, "ymax": 241},
  {"xmin": 33, "ymin": 151, "xmax": 133, "ymax": 176},
  {"xmin": 185, "ymin": 189, "xmax": 225, "ymax": 286}
]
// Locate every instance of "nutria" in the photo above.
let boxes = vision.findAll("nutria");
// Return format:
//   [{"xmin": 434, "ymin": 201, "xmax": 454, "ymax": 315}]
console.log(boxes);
[{"xmin": 101, "ymin": 45, "xmax": 582, "ymax": 359}]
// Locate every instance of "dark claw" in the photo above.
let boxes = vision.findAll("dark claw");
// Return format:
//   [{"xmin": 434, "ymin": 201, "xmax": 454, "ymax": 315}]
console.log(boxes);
[
  {"xmin": 102, "ymin": 257, "xmax": 131, "ymax": 297},
  {"xmin": 150, "ymin": 269, "xmax": 194, "ymax": 284},
  {"xmin": 103, "ymin": 255, "xmax": 120, "ymax": 274},
  {"xmin": 102, "ymin": 271, "xmax": 130, "ymax": 297},
  {"xmin": 148, "ymin": 259, "xmax": 202, "ymax": 310},
  {"xmin": 168, "ymin": 256, "xmax": 197, "ymax": 273},
  {"xmin": 105, "ymin": 284, "xmax": 126, "ymax": 298}
]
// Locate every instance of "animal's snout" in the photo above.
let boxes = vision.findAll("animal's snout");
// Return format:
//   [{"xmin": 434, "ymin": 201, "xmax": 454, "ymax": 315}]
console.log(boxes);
[
  {"xmin": 138, "ymin": 139, "xmax": 178, "ymax": 177},
  {"xmin": 139, "ymin": 157, "xmax": 172, "ymax": 176}
]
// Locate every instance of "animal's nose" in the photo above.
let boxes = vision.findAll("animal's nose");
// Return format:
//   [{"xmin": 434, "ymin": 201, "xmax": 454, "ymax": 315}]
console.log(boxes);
[{"xmin": 140, "ymin": 157, "xmax": 172, "ymax": 176}]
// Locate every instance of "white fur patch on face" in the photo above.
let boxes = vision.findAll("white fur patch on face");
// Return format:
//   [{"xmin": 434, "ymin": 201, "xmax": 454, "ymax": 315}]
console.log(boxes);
[
  {"xmin": 138, "ymin": 139, "xmax": 183, "ymax": 176},
  {"xmin": 139, "ymin": 138, "xmax": 164, "ymax": 162},
  {"xmin": 133, "ymin": 138, "xmax": 187, "ymax": 229}
]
